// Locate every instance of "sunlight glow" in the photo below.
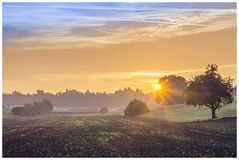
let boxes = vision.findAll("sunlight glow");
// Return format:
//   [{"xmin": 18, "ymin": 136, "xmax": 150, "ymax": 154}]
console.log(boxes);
[{"xmin": 154, "ymin": 84, "xmax": 162, "ymax": 90}]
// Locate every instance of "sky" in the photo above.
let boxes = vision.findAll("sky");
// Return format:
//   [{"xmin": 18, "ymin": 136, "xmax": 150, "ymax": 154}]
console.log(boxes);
[{"xmin": 3, "ymin": 2, "xmax": 237, "ymax": 93}]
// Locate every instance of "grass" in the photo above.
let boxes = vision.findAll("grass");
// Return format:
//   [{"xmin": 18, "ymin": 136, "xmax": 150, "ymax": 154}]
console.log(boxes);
[
  {"xmin": 143, "ymin": 102, "xmax": 236, "ymax": 122},
  {"xmin": 2, "ymin": 102, "xmax": 237, "ymax": 157}
]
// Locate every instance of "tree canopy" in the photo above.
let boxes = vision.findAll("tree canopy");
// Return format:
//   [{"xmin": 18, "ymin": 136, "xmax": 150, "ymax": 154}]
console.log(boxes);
[
  {"xmin": 184, "ymin": 64, "xmax": 233, "ymax": 119},
  {"xmin": 124, "ymin": 99, "xmax": 149, "ymax": 116},
  {"xmin": 156, "ymin": 75, "xmax": 187, "ymax": 105}
]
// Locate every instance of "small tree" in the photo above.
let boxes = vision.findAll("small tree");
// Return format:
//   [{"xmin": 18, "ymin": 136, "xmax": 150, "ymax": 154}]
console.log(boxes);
[
  {"xmin": 184, "ymin": 64, "xmax": 233, "ymax": 119},
  {"xmin": 100, "ymin": 107, "xmax": 108, "ymax": 114},
  {"xmin": 124, "ymin": 99, "xmax": 149, "ymax": 116}
]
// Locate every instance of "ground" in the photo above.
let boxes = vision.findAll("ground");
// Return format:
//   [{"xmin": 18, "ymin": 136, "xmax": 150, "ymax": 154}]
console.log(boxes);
[{"xmin": 3, "ymin": 112, "xmax": 236, "ymax": 157}]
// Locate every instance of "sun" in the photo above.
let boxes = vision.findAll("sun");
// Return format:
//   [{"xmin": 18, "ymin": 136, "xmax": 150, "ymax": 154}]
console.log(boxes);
[{"xmin": 154, "ymin": 83, "xmax": 162, "ymax": 90}]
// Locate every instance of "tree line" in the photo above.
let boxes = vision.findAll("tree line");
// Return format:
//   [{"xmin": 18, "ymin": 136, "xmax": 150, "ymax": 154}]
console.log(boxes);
[
  {"xmin": 3, "ymin": 87, "xmax": 153, "ymax": 108},
  {"xmin": 3, "ymin": 64, "xmax": 236, "ymax": 119}
]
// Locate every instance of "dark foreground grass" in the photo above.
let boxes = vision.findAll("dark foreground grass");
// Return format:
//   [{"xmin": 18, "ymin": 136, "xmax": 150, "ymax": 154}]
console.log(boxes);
[{"xmin": 3, "ymin": 115, "xmax": 236, "ymax": 157}]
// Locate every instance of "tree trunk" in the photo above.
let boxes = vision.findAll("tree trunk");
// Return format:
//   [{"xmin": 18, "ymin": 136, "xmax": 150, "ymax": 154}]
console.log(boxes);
[{"xmin": 211, "ymin": 108, "xmax": 216, "ymax": 119}]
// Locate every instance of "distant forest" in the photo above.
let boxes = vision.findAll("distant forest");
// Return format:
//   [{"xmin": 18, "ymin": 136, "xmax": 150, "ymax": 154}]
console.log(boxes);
[{"xmin": 3, "ymin": 88, "xmax": 154, "ymax": 108}]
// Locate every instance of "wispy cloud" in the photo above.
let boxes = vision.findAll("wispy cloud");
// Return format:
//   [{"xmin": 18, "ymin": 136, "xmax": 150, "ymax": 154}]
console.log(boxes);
[
  {"xmin": 3, "ymin": 3, "xmax": 237, "ymax": 49},
  {"xmin": 94, "ymin": 64, "xmax": 236, "ymax": 81}
]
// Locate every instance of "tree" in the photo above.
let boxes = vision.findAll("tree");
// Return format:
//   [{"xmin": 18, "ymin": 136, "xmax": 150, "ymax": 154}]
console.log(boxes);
[
  {"xmin": 41, "ymin": 99, "xmax": 53, "ymax": 113},
  {"xmin": 156, "ymin": 75, "xmax": 187, "ymax": 105},
  {"xmin": 11, "ymin": 99, "xmax": 53, "ymax": 116},
  {"xmin": 184, "ymin": 64, "xmax": 233, "ymax": 119},
  {"xmin": 124, "ymin": 99, "xmax": 149, "ymax": 116},
  {"xmin": 100, "ymin": 107, "xmax": 108, "ymax": 114},
  {"xmin": 232, "ymin": 85, "xmax": 237, "ymax": 97},
  {"xmin": 36, "ymin": 90, "xmax": 44, "ymax": 95}
]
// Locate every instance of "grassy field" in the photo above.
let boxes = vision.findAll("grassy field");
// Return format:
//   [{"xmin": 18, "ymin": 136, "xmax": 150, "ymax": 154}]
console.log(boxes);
[
  {"xmin": 143, "ymin": 102, "xmax": 237, "ymax": 122},
  {"xmin": 2, "ymin": 103, "xmax": 237, "ymax": 157}
]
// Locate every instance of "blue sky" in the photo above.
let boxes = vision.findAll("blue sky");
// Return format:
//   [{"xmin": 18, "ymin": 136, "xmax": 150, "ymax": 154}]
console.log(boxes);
[{"xmin": 3, "ymin": 2, "xmax": 237, "ymax": 49}]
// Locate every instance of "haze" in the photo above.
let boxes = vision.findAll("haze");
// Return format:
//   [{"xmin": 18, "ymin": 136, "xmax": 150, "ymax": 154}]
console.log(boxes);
[{"xmin": 3, "ymin": 3, "xmax": 236, "ymax": 93}]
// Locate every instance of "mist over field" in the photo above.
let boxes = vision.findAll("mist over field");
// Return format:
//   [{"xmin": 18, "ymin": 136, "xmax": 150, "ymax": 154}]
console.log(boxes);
[
  {"xmin": 2, "ymin": 2, "xmax": 237, "ymax": 158},
  {"xmin": 3, "ymin": 83, "xmax": 236, "ymax": 157},
  {"xmin": 3, "ymin": 88, "xmax": 153, "ymax": 108}
]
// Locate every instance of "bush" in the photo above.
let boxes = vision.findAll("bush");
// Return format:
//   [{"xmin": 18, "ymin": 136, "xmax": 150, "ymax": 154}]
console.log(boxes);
[
  {"xmin": 124, "ymin": 99, "xmax": 149, "ymax": 117},
  {"xmin": 11, "ymin": 99, "xmax": 53, "ymax": 116},
  {"xmin": 12, "ymin": 107, "xmax": 24, "ymax": 115},
  {"xmin": 100, "ymin": 107, "xmax": 108, "ymax": 114}
]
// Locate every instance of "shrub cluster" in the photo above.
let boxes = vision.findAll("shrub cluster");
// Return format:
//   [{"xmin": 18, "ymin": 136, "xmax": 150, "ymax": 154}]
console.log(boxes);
[
  {"xmin": 124, "ymin": 99, "xmax": 149, "ymax": 116},
  {"xmin": 12, "ymin": 99, "xmax": 53, "ymax": 116}
]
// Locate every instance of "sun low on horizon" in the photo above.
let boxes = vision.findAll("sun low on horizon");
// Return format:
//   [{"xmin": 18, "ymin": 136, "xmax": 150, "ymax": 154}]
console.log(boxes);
[
  {"xmin": 2, "ymin": 2, "xmax": 237, "ymax": 94},
  {"xmin": 154, "ymin": 84, "xmax": 162, "ymax": 91}
]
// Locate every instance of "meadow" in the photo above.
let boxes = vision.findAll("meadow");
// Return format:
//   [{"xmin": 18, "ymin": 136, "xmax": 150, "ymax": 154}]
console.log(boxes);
[
  {"xmin": 3, "ymin": 102, "xmax": 237, "ymax": 157},
  {"xmin": 2, "ymin": 1, "xmax": 237, "ymax": 158}
]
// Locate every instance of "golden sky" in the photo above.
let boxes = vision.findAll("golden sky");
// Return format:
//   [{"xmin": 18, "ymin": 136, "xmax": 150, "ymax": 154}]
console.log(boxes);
[{"xmin": 3, "ymin": 3, "xmax": 237, "ymax": 93}]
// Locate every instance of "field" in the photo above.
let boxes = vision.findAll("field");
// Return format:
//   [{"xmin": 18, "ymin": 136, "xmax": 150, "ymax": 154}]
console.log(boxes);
[
  {"xmin": 144, "ymin": 102, "xmax": 237, "ymax": 122},
  {"xmin": 3, "ymin": 103, "xmax": 237, "ymax": 157}
]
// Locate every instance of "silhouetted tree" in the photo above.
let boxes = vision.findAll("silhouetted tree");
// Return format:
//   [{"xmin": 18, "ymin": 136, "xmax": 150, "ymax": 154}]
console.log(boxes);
[
  {"xmin": 184, "ymin": 64, "xmax": 233, "ymax": 119},
  {"xmin": 124, "ymin": 99, "xmax": 149, "ymax": 116},
  {"xmin": 36, "ymin": 90, "xmax": 44, "ymax": 95},
  {"xmin": 156, "ymin": 75, "xmax": 187, "ymax": 105}
]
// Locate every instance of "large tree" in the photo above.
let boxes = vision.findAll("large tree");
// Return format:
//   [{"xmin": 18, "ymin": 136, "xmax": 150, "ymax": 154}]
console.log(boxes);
[
  {"xmin": 156, "ymin": 75, "xmax": 187, "ymax": 105},
  {"xmin": 184, "ymin": 64, "xmax": 233, "ymax": 119}
]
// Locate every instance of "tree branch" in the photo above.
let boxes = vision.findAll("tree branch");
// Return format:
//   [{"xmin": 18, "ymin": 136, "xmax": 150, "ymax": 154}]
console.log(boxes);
[{"xmin": 205, "ymin": 104, "xmax": 212, "ymax": 109}]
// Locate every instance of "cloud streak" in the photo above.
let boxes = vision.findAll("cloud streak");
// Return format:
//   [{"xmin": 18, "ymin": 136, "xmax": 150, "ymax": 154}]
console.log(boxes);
[
  {"xmin": 3, "ymin": 3, "xmax": 237, "ymax": 50},
  {"xmin": 94, "ymin": 64, "xmax": 236, "ymax": 81}
]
